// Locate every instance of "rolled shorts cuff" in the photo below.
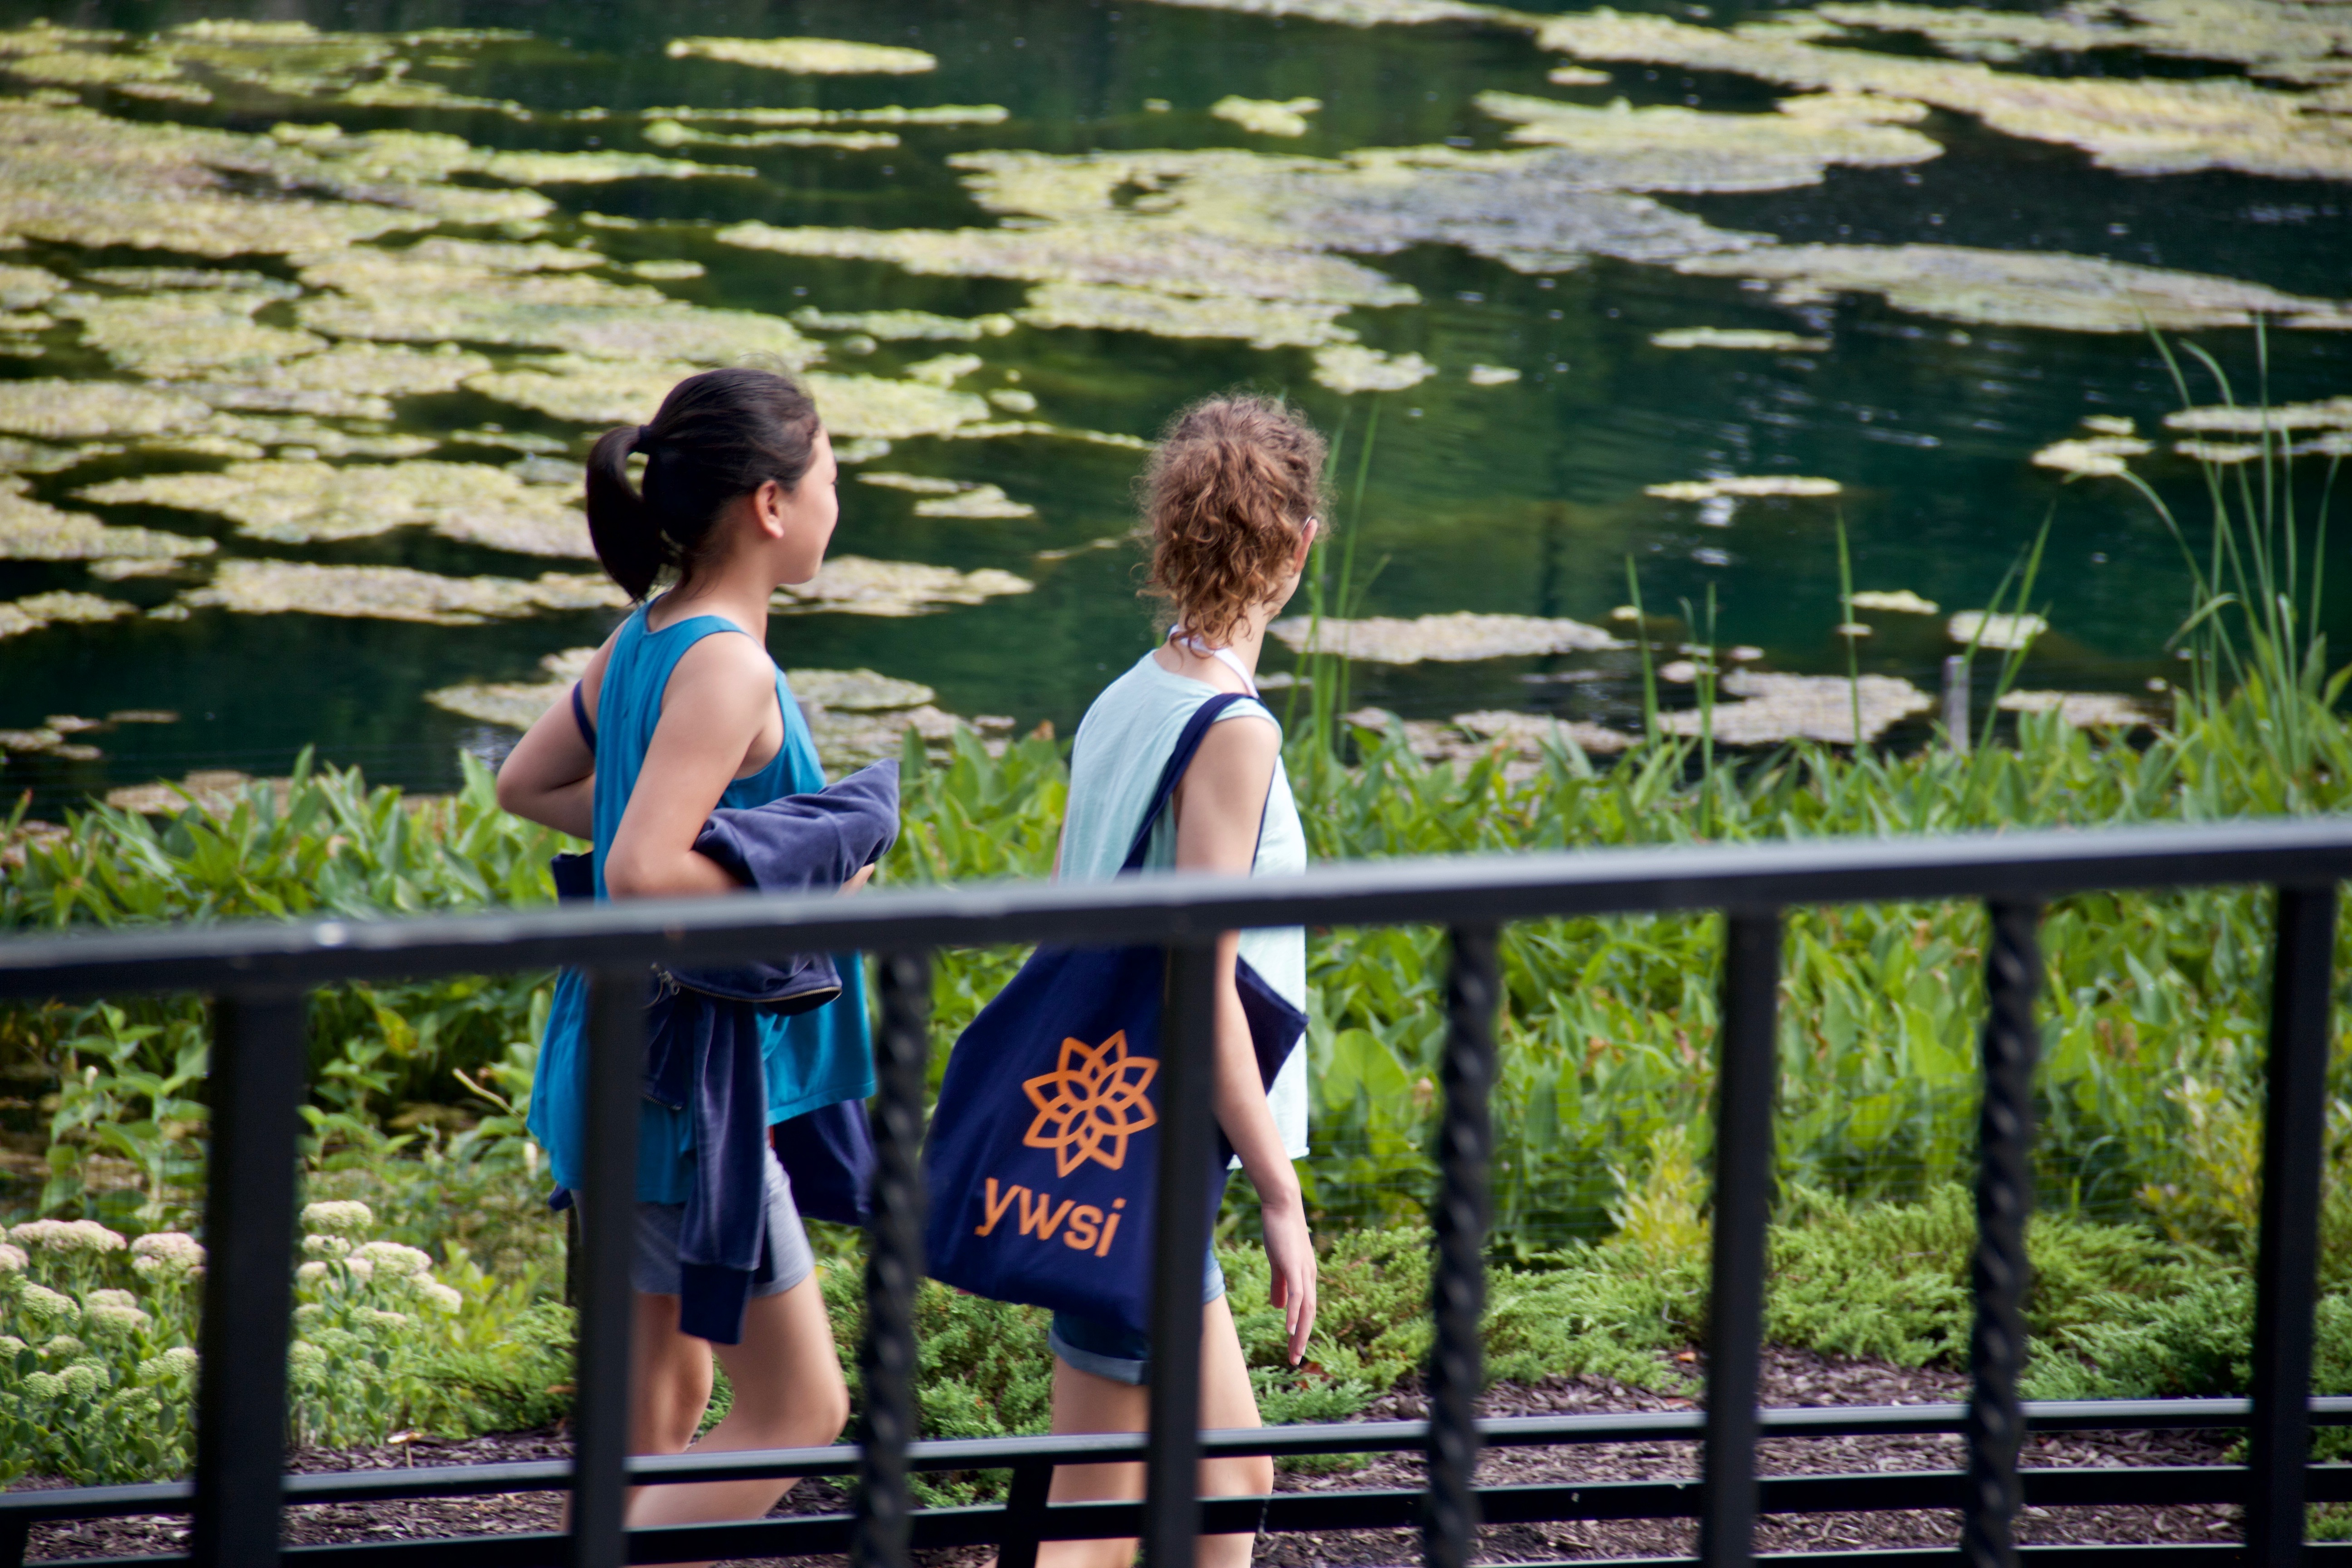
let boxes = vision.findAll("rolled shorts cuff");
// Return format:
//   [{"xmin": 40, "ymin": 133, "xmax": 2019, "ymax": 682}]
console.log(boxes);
[
  {"xmin": 629, "ymin": 1144, "xmax": 814, "ymax": 1301},
  {"xmin": 1046, "ymin": 1251, "xmax": 1225, "ymax": 1387}
]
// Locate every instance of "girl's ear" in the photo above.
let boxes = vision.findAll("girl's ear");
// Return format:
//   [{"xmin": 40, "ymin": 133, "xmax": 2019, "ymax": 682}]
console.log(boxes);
[{"xmin": 753, "ymin": 479, "xmax": 789, "ymax": 538}]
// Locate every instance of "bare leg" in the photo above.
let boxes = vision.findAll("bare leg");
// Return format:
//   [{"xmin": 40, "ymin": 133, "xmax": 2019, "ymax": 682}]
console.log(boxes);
[
  {"xmin": 625, "ymin": 1272, "xmax": 851, "ymax": 1564},
  {"xmin": 1033, "ymin": 1295, "xmax": 1271, "ymax": 1568}
]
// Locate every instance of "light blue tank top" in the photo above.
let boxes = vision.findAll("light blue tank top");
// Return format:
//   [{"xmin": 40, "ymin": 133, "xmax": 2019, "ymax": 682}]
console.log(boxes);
[
  {"xmin": 525, "ymin": 599, "xmax": 876, "ymax": 1204},
  {"xmin": 1059, "ymin": 651, "xmax": 1310, "ymax": 1158}
]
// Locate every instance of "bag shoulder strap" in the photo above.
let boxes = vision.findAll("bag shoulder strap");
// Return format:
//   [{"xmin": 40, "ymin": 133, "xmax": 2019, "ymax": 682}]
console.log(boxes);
[{"xmin": 1118, "ymin": 691, "xmax": 1262, "ymax": 873}]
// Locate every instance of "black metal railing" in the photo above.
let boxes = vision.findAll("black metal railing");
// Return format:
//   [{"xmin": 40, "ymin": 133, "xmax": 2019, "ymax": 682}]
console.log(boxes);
[{"xmin": 2, "ymin": 818, "xmax": 2349, "ymax": 1568}]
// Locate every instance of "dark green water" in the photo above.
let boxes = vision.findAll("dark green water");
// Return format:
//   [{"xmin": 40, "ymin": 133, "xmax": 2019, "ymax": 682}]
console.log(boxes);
[{"xmin": 1, "ymin": 0, "xmax": 2347, "ymax": 815}]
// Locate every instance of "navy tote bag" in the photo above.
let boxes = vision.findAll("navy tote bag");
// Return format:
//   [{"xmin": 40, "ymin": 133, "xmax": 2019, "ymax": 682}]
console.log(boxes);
[{"xmin": 922, "ymin": 692, "xmax": 1306, "ymax": 1336}]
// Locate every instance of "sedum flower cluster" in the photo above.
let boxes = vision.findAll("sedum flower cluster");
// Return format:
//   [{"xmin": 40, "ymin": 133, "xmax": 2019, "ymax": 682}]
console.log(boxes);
[{"xmin": 2, "ymin": 1200, "xmax": 484, "ymax": 1485}]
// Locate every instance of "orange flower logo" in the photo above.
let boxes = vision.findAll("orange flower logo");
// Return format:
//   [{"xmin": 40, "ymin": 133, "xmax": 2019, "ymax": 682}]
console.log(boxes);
[{"xmin": 1022, "ymin": 1032, "xmax": 1160, "ymax": 1177}]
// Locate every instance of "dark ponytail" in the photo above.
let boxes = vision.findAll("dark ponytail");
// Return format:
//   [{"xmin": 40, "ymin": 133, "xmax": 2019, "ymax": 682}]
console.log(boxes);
[{"xmin": 584, "ymin": 367, "xmax": 823, "ymax": 602}]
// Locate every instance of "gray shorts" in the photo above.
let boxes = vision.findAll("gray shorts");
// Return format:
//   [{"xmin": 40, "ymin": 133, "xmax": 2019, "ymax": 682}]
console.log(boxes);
[{"xmin": 630, "ymin": 1143, "xmax": 815, "ymax": 1302}]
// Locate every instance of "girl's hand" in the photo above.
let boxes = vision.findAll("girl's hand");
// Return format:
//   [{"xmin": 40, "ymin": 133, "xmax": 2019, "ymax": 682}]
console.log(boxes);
[
  {"xmin": 1260, "ymin": 1196, "xmax": 1318, "ymax": 1365},
  {"xmin": 839, "ymin": 864, "xmax": 876, "ymax": 896}
]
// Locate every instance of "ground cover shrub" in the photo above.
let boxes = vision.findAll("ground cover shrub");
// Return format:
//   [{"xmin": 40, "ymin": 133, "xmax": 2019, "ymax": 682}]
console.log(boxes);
[{"xmin": 0, "ymin": 1201, "xmax": 570, "ymax": 1486}]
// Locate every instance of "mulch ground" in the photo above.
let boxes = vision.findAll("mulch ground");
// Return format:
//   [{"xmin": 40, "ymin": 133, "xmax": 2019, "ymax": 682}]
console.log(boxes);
[{"xmin": 18, "ymin": 1347, "xmax": 2240, "ymax": 1565}]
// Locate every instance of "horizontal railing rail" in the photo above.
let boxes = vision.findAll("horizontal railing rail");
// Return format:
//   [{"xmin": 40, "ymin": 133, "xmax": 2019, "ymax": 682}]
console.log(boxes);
[{"xmin": 1, "ymin": 817, "xmax": 2345, "ymax": 1568}]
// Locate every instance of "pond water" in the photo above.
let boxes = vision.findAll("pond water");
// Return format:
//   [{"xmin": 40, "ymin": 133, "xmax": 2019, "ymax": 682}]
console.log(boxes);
[{"xmin": 0, "ymin": 0, "xmax": 2346, "ymax": 814}]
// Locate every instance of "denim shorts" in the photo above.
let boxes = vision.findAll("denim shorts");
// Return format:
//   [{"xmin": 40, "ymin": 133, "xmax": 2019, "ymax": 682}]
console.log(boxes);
[
  {"xmin": 630, "ymin": 1143, "xmax": 814, "ymax": 1302},
  {"xmin": 1047, "ymin": 1247, "xmax": 1226, "ymax": 1387}
]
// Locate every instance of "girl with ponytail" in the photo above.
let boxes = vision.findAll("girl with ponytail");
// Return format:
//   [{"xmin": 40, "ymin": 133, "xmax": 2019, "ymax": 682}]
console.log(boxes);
[{"xmin": 497, "ymin": 368, "xmax": 868, "ymax": 1550}]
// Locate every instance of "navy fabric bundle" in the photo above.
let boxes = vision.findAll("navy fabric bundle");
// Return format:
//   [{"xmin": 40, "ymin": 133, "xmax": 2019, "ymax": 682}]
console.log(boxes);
[{"xmin": 551, "ymin": 760, "xmax": 899, "ymax": 1343}]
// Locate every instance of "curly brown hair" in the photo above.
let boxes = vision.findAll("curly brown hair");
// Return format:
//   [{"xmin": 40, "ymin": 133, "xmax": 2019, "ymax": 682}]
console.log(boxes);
[{"xmin": 1136, "ymin": 394, "xmax": 1328, "ymax": 646}]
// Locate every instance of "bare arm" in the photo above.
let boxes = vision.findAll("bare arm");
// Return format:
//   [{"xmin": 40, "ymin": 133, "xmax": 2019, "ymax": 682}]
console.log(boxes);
[
  {"xmin": 1173, "ymin": 714, "xmax": 1318, "ymax": 1362},
  {"xmin": 603, "ymin": 633, "xmax": 779, "ymax": 899},
  {"xmin": 494, "ymin": 638, "xmax": 612, "ymax": 841}
]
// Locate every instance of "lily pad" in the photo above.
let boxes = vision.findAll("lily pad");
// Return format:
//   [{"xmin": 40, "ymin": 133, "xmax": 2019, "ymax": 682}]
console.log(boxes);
[
  {"xmin": 1949, "ymin": 609, "xmax": 2047, "ymax": 649},
  {"xmin": 0, "ymin": 380, "xmax": 208, "ymax": 439},
  {"xmin": 664, "ymin": 36, "xmax": 937, "ymax": 74},
  {"xmin": 774, "ymin": 555, "xmax": 1034, "ymax": 617},
  {"xmin": 1212, "ymin": 96, "xmax": 1323, "ymax": 137},
  {"xmin": 1272, "ymin": 610, "xmax": 1623, "ymax": 663},
  {"xmin": 78, "ymin": 458, "xmax": 589, "ymax": 555},
  {"xmin": 0, "ymin": 589, "xmax": 136, "ymax": 641},
  {"xmin": 1673, "ymin": 243, "xmax": 2352, "ymax": 332},
  {"xmin": 0, "ymin": 477, "xmax": 214, "ymax": 561},
  {"xmin": 1659, "ymin": 668, "xmax": 1931, "ymax": 744},
  {"xmin": 1313, "ymin": 343, "xmax": 1436, "ymax": 392},
  {"xmin": 1845, "ymin": 588, "xmax": 1939, "ymax": 614},
  {"xmin": 178, "ymin": 560, "xmax": 624, "ymax": 624},
  {"xmin": 1651, "ymin": 326, "xmax": 1828, "ymax": 350}
]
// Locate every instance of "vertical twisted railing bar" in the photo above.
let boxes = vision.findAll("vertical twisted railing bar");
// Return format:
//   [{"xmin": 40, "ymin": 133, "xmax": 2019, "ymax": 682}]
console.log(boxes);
[
  {"xmin": 1962, "ymin": 900, "xmax": 2043, "ymax": 1568},
  {"xmin": 1425, "ymin": 926, "xmax": 1500, "ymax": 1568},
  {"xmin": 1145, "ymin": 942, "xmax": 1221, "ymax": 1568},
  {"xmin": 2248, "ymin": 884, "xmax": 2339, "ymax": 1568},
  {"xmin": 1698, "ymin": 911, "xmax": 1783, "ymax": 1568},
  {"xmin": 572, "ymin": 969, "xmax": 645, "ymax": 1568},
  {"xmin": 855, "ymin": 951, "xmax": 932, "ymax": 1568},
  {"xmin": 190, "ymin": 988, "xmax": 308, "ymax": 1568}
]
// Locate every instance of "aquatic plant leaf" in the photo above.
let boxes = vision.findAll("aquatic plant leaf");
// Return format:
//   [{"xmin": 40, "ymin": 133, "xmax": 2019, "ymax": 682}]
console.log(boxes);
[
  {"xmin": 1647, "ymin": 475, "xmax": 1842, "ymax": 498},
  {"xmin": 0, "ymin": 477, "xmax": 213, "ymax": 561},
  {"xmin": 1313, "ymin": 343, "xmax": 1436, "ymax": 392},
  {"xmin": 1651, "ymin": 326, "xmax": 1828, "ymax": 350},
  {"xmin": 2164, "ymin": 395, "xmax": 2352, "ymax": 433},
  {"xmin": 1272, "ymin": 610, "xmax": 1624, "ymax": 663},
  {"xmin": 1658, "ymin": 668, "xmax": 1931, "ymax": 745},
  {"xmin": 1475, "ymin": 91, "xmax": 1938, "ymax": 191},
  {"xmin": 1017, "ymin": 282, "xmax": 1356, "ymax": 347},
  {"xmin": 2032, "ymin": 436, "xmax": 2153, "ymax": 476},
  {"xmin": 643, "ymin": 104, "xmax": 1007, "ymax": 126},
  {"xmin": 177, "ymin": 560, "xmax": 624, "ymax": 623},
  {"xmin": 78, "ymin": 458, "xmax": 588, "ymax": 555},
  {"xmin": 1997, "ymin": 688, "xmax": 2158, "ymax": 728},
  {"xmin": 1534, "ymin": 7, "xmax": 2352, "ymax": 184},
  {"xmin": 665, "ymin": 36, "xmax": 937, "ymax": 74},
  {"xmin": 774, "ymin": 555, "xmax": 1033, "ymax": 617},
  {"xmin": 0, "ymin": 380, "xmax": 209, "ymax": 439},
  {"xmin": 1212, "ymin": 95, "xmax": 1323, "ymax": 137},
  {"xmin": 50, "ymin": 289, "xmax": 328, "ymax": 379},
  {"xmin": 1947, "ymin": 610, "xmax": 2047, "ymax": 649},
  {"xmin": 793, "ymin": 307, "xmax": 1015, "ymax": 341},
  {"xmin": 1673, "ymin": 243, "xmax": 2352, "ymax": 332},
  {"xmin": 1845, "ymin": 588, "xmax": 1939, "ymax": 614},
  {"xmin": 0, "ymin": 589, "xmax": 136, "ymax": 640}
]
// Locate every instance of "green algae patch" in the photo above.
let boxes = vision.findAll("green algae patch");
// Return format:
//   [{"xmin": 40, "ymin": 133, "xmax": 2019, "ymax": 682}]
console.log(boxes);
[
  {"xmin": 774, "ymin": 555, "xmax": 1033, "ymax": 617},
  {"xmin": 0, "ymin": 589, "xmax": 136, "ymax": 640},
  {"xmin": 1272, "ymin": 610, "xmax": 1623, "ymax": 663},
  {"xmin": 1673, "ymin": 243, "xmax": 2352, "ymax": 332},
  {"xmin": 80, "ymin": 458, "xmax": 590, "ymax": 556},
  {"xmin": 665, "ymin": 36, "xmax": 937, "ymax": 74},
  {"xmin": 1647, "ymin": 475, "xmax": 1842, "ymax": 499},
  {"xmin": 0, "ymin": 380, "xmax": 209, "ymax": 440},
  {"xmin": 1846, "ymin": 588, "xmax": 1939, "ymax": 614},
  {"xmin": 1212, "ymin": 96, "xmax": 1323, "ymax": 137},
  {"xmin": 2032, "ymin": 436, "xmax": 2153, "ymax": 476},
  {"xmin": 0, "ymin": 478, "xmax": 214, "ymax": 562},
  {"xmin": 1313, "ymin": 343, "xmax": 1435, "ymax": 392},
  {"xmin": 643, "ymin": 120, "xmax": 899, "ymax": 151},
  {"xmin": 1018, "ymin": 282, "xmax": 1355, "ymax": 347},
  {"xmin": 1659, "ymin": 669, "xmax": 1930, "ymax": 745},
  {"xmin": 0, "ymin": 265, "xmax": 64, "ymax": 311},
  {"xmin": 51, "ymin": 289, "xmax": 328, "ymax": 380},
  {"xmin": 180, "ymin": 343, "xmax": 494, "ymax": 421},
  {"xmin": 1533, "ymin": 6, "xmax": 2352, "ymax": 185},
  {"xmin": 178, "ymin": 560, "xmax": 623, "ymax": 624},
  {"xmin": 1476, "ymin": 91, "xmax": 1939, "ymax": 191},
  {"xmin": 793, "ymin": 307, "xmax": 1015, "ymax": 341},
  {"xmin": 298, "ymin": 243, "xmax": 819, "ymax": 365},
  {"xmin": 1651, "ymin": 327, "xmax": 1828, "ymax": 350},
  {"xmin": 1136, "ymin": 0, "xmax": 1513, "ymax": 26},
  {"xmin": 644, "ymin": 104, "xmax": 1006, "ymax": 126},
  {"xmin": 1947, "ymin": 610, "xmax": 2046, "ymax": 650},
  {"xmin": 2165, "ymin": 395, "xmax": 2352, "ymax": 433},
  {"xmin": 804, "ymin": 374, "xmax": 994, "ymax": 440},
  {"xmin": 1996, "ymin": 688, "xmax": 2160, "ymax": 729},
  {"xmin": 1805, "ymin": 0, "xmax": 2352, "ymax": 90}
]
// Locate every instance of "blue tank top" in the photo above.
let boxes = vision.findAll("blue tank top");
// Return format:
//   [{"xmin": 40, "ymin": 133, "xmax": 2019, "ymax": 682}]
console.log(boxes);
[{"xmin": 525, "ymin": 600, "xmax": 876, "ymax": 1204}]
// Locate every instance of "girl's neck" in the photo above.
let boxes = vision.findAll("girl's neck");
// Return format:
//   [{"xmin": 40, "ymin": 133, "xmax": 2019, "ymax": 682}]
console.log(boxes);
[
  {"xmin": 646, "ymin": 568, "xmax": 773, "ymax": 640},
  {"xmin": 1156, "ymin": 607, "xmax": 1270, "ymax": 693}
]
